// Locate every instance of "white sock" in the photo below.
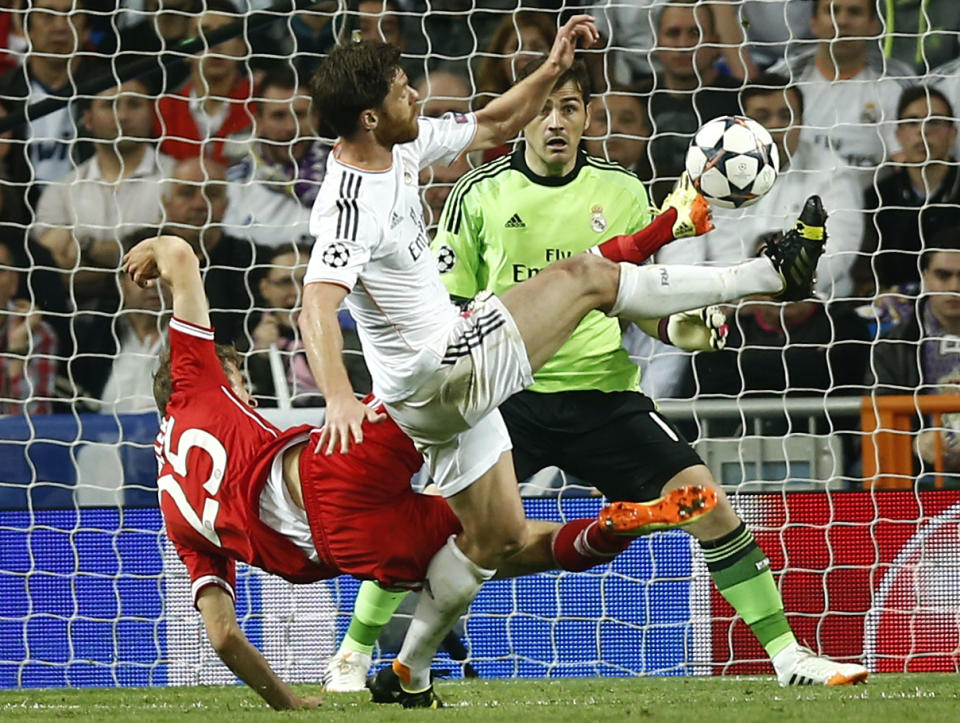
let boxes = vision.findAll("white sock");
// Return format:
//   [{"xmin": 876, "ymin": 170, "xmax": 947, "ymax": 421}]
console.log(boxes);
[
  {"xmin": 395, "ymin": 536, "xmax": 494, "ymax": 692},
  {"xmin": 608, "ymin": 259, "xmax": 783, "ymax": 321}
]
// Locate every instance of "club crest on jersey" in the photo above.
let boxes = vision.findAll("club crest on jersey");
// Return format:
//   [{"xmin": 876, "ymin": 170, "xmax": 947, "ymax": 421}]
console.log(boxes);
[
  {"xmin": 403, "ymin": 164, "xmax": 416, "ymax": 186},
  {"xmin": 436, "ymin": 244, "xmax": 456, "ymax": 273},
  {"xmin": 322, "ymin": 242, "xmax": 350, "ymax": 268},
  {"xmin": 860, "ymin": 102, "xmax": 879, "ymax": 124},
  {"xmin": 591, "ymin": 205, "xmax": 607, "ymax": 233}
]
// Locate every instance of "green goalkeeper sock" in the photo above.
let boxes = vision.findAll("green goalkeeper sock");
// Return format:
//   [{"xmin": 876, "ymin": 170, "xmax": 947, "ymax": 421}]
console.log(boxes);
[
  {"xmin": 701, "ymin": 522, "xmax": 797, "ymax": 659},
  {"xmin": 339, "ymin": 580, "xmax": 409, "ymax": 656}
]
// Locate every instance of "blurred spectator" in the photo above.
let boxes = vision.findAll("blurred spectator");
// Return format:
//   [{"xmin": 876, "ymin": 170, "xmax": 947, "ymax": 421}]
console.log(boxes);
[
  {"xmin": 645, "ymin": 0, "xmax": 742, "ymax": 205},
  {"xmin": 866, "ymin": 235, "xmax": 960, "ymax": 471},
  {"xmin": 739, "ymin": 1, "xmax": 814, "ymax": 71},
  {"xmin": 0, "ymin": 236, "xmax": 58, "ymax": 415},
  {"xmin": 474, "ymin": 11, "xmax": 555, "ymax": 111},
  {"xmin": 246, "ymin": 243, "xmax": 371, "ymax": 406},
  {"xmin": 223, "ymin": 66, "xmax": 326, "ymax": 248},
  {"xmin": 659, "ymin": 73, "xmax": 864, "ymax": 300},
  {"xmin": 0, "ymin": 0, "xmax": 105, "ymax": 200},
  {"xmin": 590, "ymin": 0, "xmax": 755, "ymax": 87},
  {"xmin": 768, "ymin": 0, "xmax": 911, "ymax": 187},
  {"xmin": 855, "ymin": 85, "xmax": 960, "ymax": 295},
  {"xmin": 160, "ymin": 157, "xmax": 256, "ymax": 347},
  {"xmin": 98, "ymin": 0, "xmax": 199, "ymax": 95},
  {"xmin": 584, "ymin": 83, "xmax": 652, "ymax": 182},
  {"xmin": 70, "ymin": 240, "xmax": 169, "ymax": 413},
  {"xmin": 413, "ymin": 68, "xmax": 471, "ymax": 118},
  {"xmin": 931, "ymin": 57, "xmax": 960, "ymax": 158},
  {"xmin": 155, "ymin": 0, "xmax": 254, "ymax": 165},
  {"xmin": 0, "ymin": 102, "xmax": 68, "ymax": 341},
  {"xmin": 0, "ymin": 0, "xmax": 26, "ymax": 76},
  {"xmin": 34, "ymin": 78, "xmax": 172, "ymax": 303},
  {"xmin": 682, "ymin": 231, "xmax": 870, "ymax": 436},
  {"xmin": 878, "ymin": 0, "xmax": 960, "ymax": 73}
]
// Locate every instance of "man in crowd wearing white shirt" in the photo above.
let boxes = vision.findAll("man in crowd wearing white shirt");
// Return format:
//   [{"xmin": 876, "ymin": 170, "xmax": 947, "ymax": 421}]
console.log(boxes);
[
  {"xmin": 769, "ymin": 0, "xmax": 912, "ymax": 187},
  {"xmin": 34, "ymin": 77, "xmax": 173, "ymax": 303},
  {"xmin": 223, "ymin": 66, "xmax": 328, "ymax": 249},
  {"xmin": 299, "ymin": 25, "xmax": 838, "ymax": 704},
  {"xmin": 658, "ymin": 73, "xmax": 864, "ymax": 301}
]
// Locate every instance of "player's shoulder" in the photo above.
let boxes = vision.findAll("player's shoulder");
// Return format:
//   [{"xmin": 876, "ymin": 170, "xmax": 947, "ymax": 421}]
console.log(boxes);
[
  {"xmin": 582, "ymin": 154, "xmax": 649, "ymax": 196},
  {"xmin": 450, "ymin": 152, "xmax": 514, "ymax": 194}
]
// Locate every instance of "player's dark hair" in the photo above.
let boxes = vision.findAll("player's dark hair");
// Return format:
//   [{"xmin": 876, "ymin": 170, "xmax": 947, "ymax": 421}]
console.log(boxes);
[
  {"xmin": 515, "ymin": 57, "xmax": 592, "ymax": 106},
  {"xmin": 896, "ymin": 85, "xmax": 955, "ymax": 120},
  {"xmin": 153, "ymin": 343, "xmax": 244, "ymax": 413},
  {"xmin": 920, "ymin": 228, "xmax": 960, "ymax": 273},
  {"xmin": 309, "ymin": 40, "xmax": 403, "ymax": 138},
  {"xmin": 739, "ymin": 72, "xmax": 805, "ymax": 121}
]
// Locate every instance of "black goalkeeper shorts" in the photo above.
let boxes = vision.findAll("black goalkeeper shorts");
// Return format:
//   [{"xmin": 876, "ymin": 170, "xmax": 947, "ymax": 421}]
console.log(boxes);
[{"xmin": 499, "ymin": 389, "xmax": 704, "ymax": 502}]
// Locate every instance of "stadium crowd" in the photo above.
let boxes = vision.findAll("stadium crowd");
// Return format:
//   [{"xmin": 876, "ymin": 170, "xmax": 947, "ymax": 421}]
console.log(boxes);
[{"xmin": 1, "ymin": 0, "xmax": 959, "ymax": 475}]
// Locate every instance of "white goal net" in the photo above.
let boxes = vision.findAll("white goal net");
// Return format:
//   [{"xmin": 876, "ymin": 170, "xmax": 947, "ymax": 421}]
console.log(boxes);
[{"xmin": 0, "ymin": 0, "xmax": 958, "ymax": 688}]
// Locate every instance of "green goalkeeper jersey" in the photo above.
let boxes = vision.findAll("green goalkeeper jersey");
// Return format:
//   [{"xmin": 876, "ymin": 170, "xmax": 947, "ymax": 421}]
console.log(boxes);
[{"xmin": 432, "ymin": 147, "xmax": 653, "ymax": 394}]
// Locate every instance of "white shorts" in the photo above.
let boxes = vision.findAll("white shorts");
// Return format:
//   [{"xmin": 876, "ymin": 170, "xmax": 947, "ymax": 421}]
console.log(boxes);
[{"xmin": 385, "ymin": 293, "xmax": 534, "ymax": 497}]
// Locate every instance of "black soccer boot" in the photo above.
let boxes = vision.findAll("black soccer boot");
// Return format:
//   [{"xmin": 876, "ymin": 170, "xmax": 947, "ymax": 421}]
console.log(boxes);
[
  {"xmin": 366, "ymin": 665, "xmax": 444, "ymax": 709},
  {"xmin": 762, "ymin": 194, "xmax": 828, "ymax": 301}
]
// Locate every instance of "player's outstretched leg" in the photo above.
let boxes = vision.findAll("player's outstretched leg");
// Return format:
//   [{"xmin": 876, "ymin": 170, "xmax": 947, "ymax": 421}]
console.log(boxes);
[
  {"xmin": 598, "ymin": 485, "xmax": 718, "ymax": 536},
  {"xmin": 660, "ymin": 466, "xmax": 868, "ymax": 687}
]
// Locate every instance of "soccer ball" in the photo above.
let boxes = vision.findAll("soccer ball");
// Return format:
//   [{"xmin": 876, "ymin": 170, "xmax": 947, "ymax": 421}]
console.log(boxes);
[{"xmin": 684, "ymin": 115, "xmax": 779, "ymax": 209}]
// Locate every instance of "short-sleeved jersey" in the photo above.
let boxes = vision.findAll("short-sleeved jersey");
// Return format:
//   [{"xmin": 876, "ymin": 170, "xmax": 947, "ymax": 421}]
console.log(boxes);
[
  {"xmin": 432, "ymin": 147, "xmax": 652, "ymax": 393},
  {"xmin": 304, "ymin": 113, "xmax": 478, "ymax": 402},
  {"xmin": 155, "ymin": 318, "xmax": 339, "ymax": 606}
]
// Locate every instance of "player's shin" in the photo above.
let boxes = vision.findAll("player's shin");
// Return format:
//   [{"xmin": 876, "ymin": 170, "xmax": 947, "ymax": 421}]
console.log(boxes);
[
  {"xmin": 588, "ymin": 209, "xmax": 680, "ymax": 265},
  {"xmin": 607, "ymin": 259, "xmax": 782, "ymax": 320},
  {"xmin": 701, "ymin": 522, "xmax": 796, "ymax": 658},
  {"xmin": 395, "ymin": 536, "xmax": 494, "ymax": 692},
  {"xmin": 340, "ymin": 581, "xmax": 408, "ymax": 656}
]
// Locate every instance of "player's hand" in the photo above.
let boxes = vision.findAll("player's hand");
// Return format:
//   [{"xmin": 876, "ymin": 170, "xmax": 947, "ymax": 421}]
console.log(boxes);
[
  {"xmin": 122, "ymin": 238, "xmax": 161, "ymax": 287},
  {"xmin": 317, "ymin": 395, "xmax": 386, "ymax": 455},
  {"xmin": 660, "ymin": 172, "xmax": 713, "ymax": 238},
  {"xmin": 547, "ymin": 14, "xmax": 600, "ymax": 72},
  {"xmin": 291, "ymin": 695, "xmax": 323, "ymax": 710},
  {"xmin": 663, "ymin": 306, "xmax": 729, "ymax": 351}
]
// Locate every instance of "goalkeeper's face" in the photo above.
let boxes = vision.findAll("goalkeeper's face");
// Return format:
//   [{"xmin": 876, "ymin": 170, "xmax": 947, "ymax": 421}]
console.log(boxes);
[{"xmin": 523, "ymin": 81, "xmax": 589, "ymax": 177}]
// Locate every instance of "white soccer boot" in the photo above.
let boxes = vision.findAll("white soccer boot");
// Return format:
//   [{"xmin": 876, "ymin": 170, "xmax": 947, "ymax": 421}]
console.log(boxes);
[
  {"xmin": 322, "ymin": 649, "xmax": 371, "ymax": 692},
  {"xmin": 773, "ymin": 643, "xmax": 869, "ymax": 686}
]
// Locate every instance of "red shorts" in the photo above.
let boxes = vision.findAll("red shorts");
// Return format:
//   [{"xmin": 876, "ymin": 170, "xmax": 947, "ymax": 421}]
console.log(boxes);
[{"xmin": 298, "ymin": 418, "xmax": 461, "ymax": 589}]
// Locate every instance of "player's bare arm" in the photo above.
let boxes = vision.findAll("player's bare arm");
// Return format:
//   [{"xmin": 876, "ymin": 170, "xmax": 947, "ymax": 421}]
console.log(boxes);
[
  {"xmin": 122, "ymin": 234, "xmax": 209, "ymax": 329},
  {"xmin": 298, "ymin": 281, "xmax": 385, "ymax": 454},
  {"xmin": 469, "ymin": 14, "xmax": 600, "ymax": 152},
  {"xmin": 196, "ymin": 586, "xmax": 322, "ymax": 711}
]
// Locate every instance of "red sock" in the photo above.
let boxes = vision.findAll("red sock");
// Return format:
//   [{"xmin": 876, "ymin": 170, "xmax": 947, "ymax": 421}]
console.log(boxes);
[
  {"xmin": 551, "ymin": 519, "xmax": 632, "ymax": 572},
  {"xmin": 590, "ymin": 208, "xmax": 678, "ymax": 265}
]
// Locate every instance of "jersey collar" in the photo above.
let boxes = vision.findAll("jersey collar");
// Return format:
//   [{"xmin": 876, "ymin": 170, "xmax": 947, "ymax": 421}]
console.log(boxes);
[{"xmin": 511, "ymin": 143, "xmax": 587, "ymax": 187}]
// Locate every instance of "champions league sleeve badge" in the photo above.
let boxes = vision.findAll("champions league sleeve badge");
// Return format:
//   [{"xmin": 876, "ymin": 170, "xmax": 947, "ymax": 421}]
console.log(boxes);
[{"xmin": 591, "ymin": 205, "xmax": 607, "ymax": 233}]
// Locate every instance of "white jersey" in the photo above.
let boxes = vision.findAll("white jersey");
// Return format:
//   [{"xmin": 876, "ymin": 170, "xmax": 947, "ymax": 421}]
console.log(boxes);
[
  {"xmin": 305, "ymin": 113, "xmax": 478, "ymax": 402},
  {"xmin": 770, "ymin": 49, "xmax": 910, "ymax": 186},
  {"xmin": 658, "ymin": 140, "xmax": 864, "ymax": 300}
]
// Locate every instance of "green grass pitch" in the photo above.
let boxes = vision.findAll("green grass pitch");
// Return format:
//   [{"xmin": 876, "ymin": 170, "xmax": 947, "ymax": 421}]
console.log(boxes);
[{"xmin": 1, "ymin": 675, "xmax": 958, "ymax": 722}]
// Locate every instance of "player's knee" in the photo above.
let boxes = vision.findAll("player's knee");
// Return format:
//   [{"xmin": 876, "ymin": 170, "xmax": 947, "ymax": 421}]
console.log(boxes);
[{"xmin": 550, "ymin": 254, "xmax": 618, "ymax": 302}]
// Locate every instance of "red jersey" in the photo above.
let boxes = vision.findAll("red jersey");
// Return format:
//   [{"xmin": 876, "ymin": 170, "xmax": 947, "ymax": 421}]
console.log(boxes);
[{"xmin": 156, "ymin": 318, "xmax": 338, "ymax": 606}]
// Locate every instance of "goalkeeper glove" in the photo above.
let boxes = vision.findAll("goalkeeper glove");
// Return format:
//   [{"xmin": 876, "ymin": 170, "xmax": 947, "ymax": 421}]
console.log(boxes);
[
  {"xmin": 658, "ymin": 306, "xmax": 728, "ymax": 351},
  {"xmin": 659, "ymin": 171, "xmax": 714, "ymax": 239}
]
